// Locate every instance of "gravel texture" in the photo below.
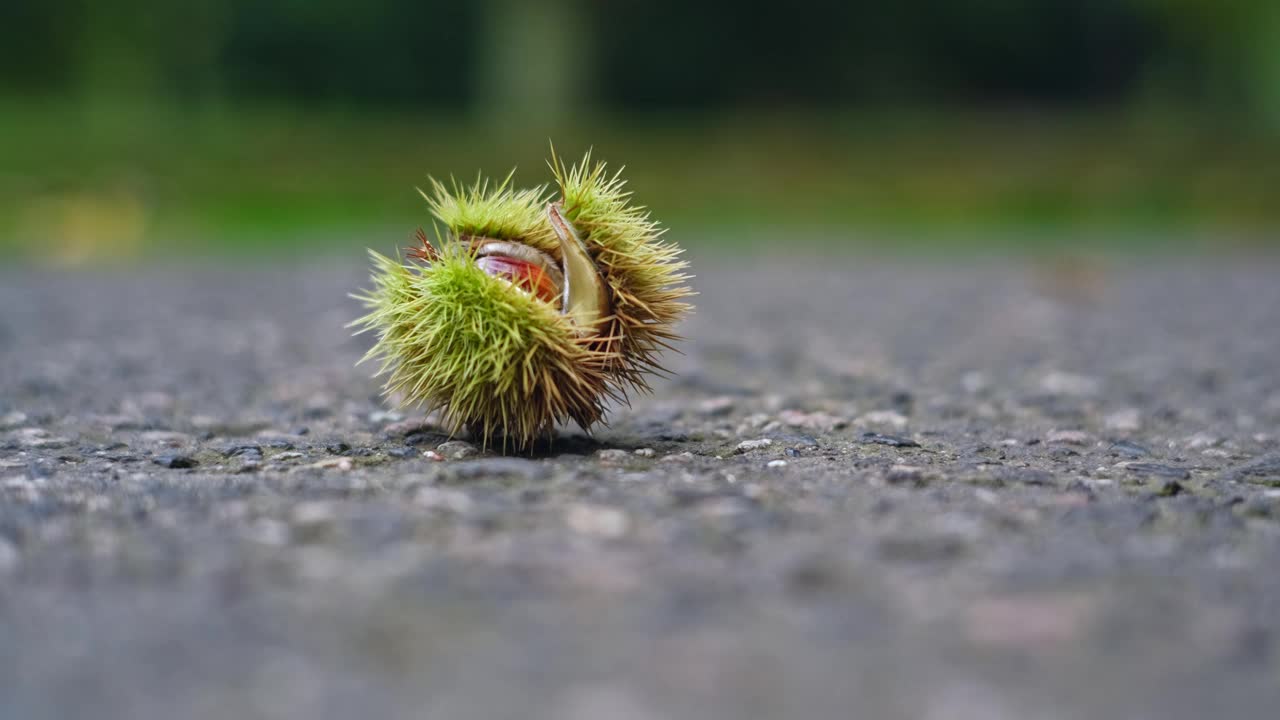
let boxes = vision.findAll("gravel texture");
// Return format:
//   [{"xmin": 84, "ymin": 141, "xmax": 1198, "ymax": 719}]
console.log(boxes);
[{"xmin": 3, "ymin": 256, "xmax": 1280, "ymax": 719}]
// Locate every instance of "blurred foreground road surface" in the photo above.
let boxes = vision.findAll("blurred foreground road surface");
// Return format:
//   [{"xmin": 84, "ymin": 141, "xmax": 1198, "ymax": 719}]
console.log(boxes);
[{"xmin": 3, "ymin": 254, "xmax": 1280, "ymax": 719}]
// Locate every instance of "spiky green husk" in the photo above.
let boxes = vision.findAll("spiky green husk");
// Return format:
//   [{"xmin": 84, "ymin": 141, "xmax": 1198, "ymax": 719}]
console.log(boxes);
[
  {"xmin": 355, "ymin": 248, "xmax": 614, "ymax": 449},
  {"xmin": 551, "ymin": 150, "xmax": 694, "ymax": 390},
  {"xmin": 355, "ymin": 151, "xmax": 693, "ymax": 450},
  {"xmin": 421, "ymin": 173, "xmax": 559, "ymax": 256}
]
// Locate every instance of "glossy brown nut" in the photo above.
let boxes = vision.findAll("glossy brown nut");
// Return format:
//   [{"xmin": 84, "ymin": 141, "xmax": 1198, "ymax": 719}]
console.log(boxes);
[{"xmin": 475, "ymin": 255, "xmax": 561, "ymax": 306}]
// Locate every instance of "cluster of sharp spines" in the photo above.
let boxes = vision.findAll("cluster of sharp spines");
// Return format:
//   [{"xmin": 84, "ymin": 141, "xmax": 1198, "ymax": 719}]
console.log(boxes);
[{"xmin": 354, "ymin": 150, "xmax": 693, "ymax": 450}]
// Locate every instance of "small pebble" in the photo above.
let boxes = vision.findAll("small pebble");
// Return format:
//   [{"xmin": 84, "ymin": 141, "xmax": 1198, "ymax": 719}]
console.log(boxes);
[
  {"xmin": 152, "ymin": 454, "xmax": 197, "ymax": 469},
  {"xmin": 436, "ymin": 440, "xmax": 479, "ymax": 460},
  {"xmin": 220, "ymin": 444, "xmax": 262, "ymax": 458},
  {"xmin": 736, "ymin": 413, "xmax": 773, "ymax": 433},
  {"xmin": 859, "ymin": 432, "xmax": 919, "ymax": 448},
  {"xmin": 597, "ymin": 449, "xmax": 632, "ymax": 464},
  {"xmin": 1108, "ymin": 440, "xmax": 1150, "ymax": 458},
  {"xmin": 1184, "ymin": 432, "xmax": 1220, "ymax": 449},
  {"xmin": 1046, "ymin": 429, "xmax": 1091, "ymax": 446},
  {"xmin": 736, "ymin": 438, "xmax": 773, "ymax": 453},
  {"xmin": 1123, "ymin": 462, "xmax": 1191, "ymax": 480},
  {"xmin": 766, "ymin": 459, "xmax": 788, "ymax": 468},
  {"xmin": 633, "ymin": 448, "xmax": 655, "ymax": 457},
  {"xmin": 306, "ymin": 457, "xmax": 353, "ymax": 471}
]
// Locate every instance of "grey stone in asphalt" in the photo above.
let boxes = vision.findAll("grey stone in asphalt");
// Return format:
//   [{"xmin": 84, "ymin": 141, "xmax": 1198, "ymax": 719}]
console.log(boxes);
[
  {"xmin": 2, "ymin": 256, "xmax": 1280, "ymax": 719},
  {"xmin": 152, "ymin": 452, "xmax": 198, "ymax": 469}
]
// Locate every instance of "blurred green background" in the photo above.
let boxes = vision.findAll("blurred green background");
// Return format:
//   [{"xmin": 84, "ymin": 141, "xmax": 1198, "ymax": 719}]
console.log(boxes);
[{"xmin": 2, "ymin": 0, "xmax": 1278, "ymax": 263}]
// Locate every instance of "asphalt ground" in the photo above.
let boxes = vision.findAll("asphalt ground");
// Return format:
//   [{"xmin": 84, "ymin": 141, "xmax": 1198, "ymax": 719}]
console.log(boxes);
[{"xmin": 2, "ymin": 254, "xmax": 1280, "ymax": 719}]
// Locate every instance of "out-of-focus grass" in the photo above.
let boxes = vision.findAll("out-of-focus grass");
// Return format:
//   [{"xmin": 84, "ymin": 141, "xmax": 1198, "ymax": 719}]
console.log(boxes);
[{"xmin": 2, "ymin": 99, "xmax": 1277, "ymax": 263}]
